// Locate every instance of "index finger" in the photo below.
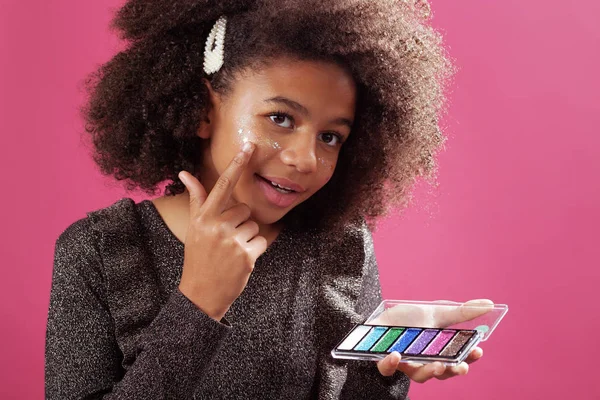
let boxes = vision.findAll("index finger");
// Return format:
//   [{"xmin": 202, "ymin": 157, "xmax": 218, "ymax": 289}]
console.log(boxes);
[
  {"xmin": 432, "ymin": 299, "xmax": 494, "ymax": 328},
  {"xmin": 203, "ymin": 141, "xmax": 255, "ymax": 214},
  {"xmin": 369, "ymin": 300, "xmax": 494, "ymax": 328}
]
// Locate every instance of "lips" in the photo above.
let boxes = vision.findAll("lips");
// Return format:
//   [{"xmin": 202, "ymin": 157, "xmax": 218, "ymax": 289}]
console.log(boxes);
[
  {"xmin": 260, "ymin": 175, "xmax": 306, "ymax": 192},
  {"xmin": 255, "ymin": 174, "xmax": 302, "ymax": 208}
]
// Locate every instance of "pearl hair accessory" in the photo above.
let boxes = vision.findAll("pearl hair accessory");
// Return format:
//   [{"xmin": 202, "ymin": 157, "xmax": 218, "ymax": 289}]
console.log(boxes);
[{"xmin": 203, "ymin": 16, "xmax": 227, "ymax": 75}]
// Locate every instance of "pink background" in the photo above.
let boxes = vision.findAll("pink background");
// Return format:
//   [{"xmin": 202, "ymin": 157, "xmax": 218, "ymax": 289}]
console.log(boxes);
[{"xmin": 1, "ymin": 0, "xmax": 598, "ymax": 398}]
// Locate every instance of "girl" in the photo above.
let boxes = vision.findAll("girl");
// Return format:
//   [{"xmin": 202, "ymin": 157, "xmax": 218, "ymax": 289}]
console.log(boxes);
[{"xmin": 45, "ymin": 0, "xmax": 483, "ymax": 398}]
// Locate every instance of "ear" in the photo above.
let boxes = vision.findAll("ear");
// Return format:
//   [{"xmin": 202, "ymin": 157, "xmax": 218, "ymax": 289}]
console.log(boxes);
[{"xmin": 196, "ymin": 79, "xmax": 221, "ymax": 139}]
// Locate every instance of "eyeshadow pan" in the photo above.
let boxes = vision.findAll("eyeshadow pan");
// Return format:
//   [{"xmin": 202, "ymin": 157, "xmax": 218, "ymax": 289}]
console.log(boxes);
[
  {"xmin": 439, "ymin": 331, "xmax": 474, "ymax": 357},
  {"xmin": 404, "ymin": 329, "xmax": 439, "ymax": 355},
  {"xmin": 337, "ymin": 325, "xmax": 371, "ymax": 350},
  {"xmin": 388, "ymin": 328, "xmax": 422, "ymax": 353},
  {"xmin": 371, "ymin": 328, "xmax": 405, "ymax": 352},
  {"xmin": 422, "ymin": 329, "xmax": 456, "ymax": 355},
  {"xmin": 354, "ymin": 326, "xmax": 388, "ymax": 351}
]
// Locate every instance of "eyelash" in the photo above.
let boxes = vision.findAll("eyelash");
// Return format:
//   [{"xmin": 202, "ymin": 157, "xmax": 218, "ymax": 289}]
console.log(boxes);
[
  {"xmin": 267, "ymin": 110, "xmax": 344, "ymax": 146},
  {"xmin": 268, "ymin": 110, "xmax": 295, "ymax": 128}
]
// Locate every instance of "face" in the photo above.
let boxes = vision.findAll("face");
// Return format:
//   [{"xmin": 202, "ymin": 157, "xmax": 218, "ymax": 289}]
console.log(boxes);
[{"xmin": 198, "ymin": 57, "xmax": 357, "ymax": 225}]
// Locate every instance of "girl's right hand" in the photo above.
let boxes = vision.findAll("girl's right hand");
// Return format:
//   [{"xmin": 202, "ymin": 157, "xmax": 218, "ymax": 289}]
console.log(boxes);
[{"xmin": 177, "ymin": 142, "xmax": 267, "ymax": 321}]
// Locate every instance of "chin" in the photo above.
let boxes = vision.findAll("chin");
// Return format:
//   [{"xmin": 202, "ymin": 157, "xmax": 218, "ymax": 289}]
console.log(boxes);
[{"xmin": 249, "ymin": 207, "xmax": 289, "ymax": 226}]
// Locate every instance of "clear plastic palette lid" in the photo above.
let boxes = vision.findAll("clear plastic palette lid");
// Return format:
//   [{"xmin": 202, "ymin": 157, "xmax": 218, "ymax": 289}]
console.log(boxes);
[{"xmin": 364, "ymin": 300, "xmax": 508, "ymax": 342}]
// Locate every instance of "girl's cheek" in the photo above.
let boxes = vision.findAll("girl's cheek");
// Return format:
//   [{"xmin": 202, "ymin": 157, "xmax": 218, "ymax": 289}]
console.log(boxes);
[
  {"xmin": 317, "ymin": 156, "xmax": 336, "ymax": 186},
  {"xmin": 319, "ymin": 156, "xmax": 335, "ymax": 174},
  {"xmin": 236, "ymin": 126, "xmax": 281, "ymax": 152},
  {"xmin": 234, "ymin": 114, "xmax": 259, "ymax": 147},
  {"xmin": 250, "ymin": 134, "xmax": 282, "ymax": 154},
  {"xmin": 237, "ymin": 128, "xmax": 258, "ymax": 147},
  {"xmin": 269, "ymin": 139, "xmax": 282, "ymax": 150}
]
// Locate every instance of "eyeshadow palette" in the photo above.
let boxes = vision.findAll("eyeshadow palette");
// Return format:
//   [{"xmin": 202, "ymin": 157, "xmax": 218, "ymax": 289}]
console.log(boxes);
[
  {"xmin": 331, "ymin": 300, "xmax": 508, "ymax": 365},
  {"xmin": 331, "ymin": 324, "xmax": 483, "ymax": 365}
]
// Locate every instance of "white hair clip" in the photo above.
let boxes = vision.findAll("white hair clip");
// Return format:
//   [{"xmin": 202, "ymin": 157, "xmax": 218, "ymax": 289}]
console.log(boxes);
[{"xmin": 203, "ymin": 16, "xmax": 227, "ymax": 75}]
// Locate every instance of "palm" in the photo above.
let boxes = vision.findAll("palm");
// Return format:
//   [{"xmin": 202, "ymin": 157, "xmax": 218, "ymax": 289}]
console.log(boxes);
[{"xmin": 373, "ymin": 299, "xmax": 494, "ymax": 383}]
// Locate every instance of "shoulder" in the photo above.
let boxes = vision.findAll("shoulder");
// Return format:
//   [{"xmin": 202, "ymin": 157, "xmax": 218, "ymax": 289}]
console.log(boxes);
[
  {"xmin": 55, "ymin": 198, "xmax": 141, "ymax": 259},
  {"xmin": 312, "ymin": 219, "xmax": 375, "ymax": 278},
  {"xmin": 85, "ymin": 197, "xmax": 139, "ymax": 231},
  {"xmin": 53, "ymin": 198, "xmax": 149, "ymax": 294},
  {"xmin": 325, "ymin": 219, "xmax": 374, "ymax": 255}
]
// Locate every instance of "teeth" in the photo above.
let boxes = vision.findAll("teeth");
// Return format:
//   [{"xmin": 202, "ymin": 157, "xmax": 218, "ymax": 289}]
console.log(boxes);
[{"xmin": 269, "ymin": 180, "xmax": 293, "ymax": 192}]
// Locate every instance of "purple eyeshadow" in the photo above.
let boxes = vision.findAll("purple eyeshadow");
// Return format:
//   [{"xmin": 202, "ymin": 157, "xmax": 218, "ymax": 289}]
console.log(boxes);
[{"xmin": 404, "ymin": 329, "xmax": 439, "ymax": 355}]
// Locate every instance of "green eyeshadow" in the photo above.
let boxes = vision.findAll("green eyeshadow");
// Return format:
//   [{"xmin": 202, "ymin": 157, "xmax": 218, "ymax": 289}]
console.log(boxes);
[{"xmin": 370, "ymin": 327, "xmax": 405, "ymax": 352}]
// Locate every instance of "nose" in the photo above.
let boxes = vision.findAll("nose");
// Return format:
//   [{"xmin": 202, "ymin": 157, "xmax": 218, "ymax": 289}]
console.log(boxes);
[{"xmin": 280, "ymin": 134, "xmax": 318, "ymax": 173}]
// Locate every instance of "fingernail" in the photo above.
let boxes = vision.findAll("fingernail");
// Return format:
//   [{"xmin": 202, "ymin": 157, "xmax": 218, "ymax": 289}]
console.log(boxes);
[
  {"xmin": 242, "ymin": 141, "xmax": 253, "ymax": 153},
  {"xmin": 178, "ymin": 172, "xmax": 187, "ymax": 185}
]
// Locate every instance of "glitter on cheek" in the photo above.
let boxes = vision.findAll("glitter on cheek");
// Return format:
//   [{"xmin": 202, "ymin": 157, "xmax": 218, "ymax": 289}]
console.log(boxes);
[
  {"xmin": 258, "ymin": 136, "xmax": 280, "ymax": 151},
  {"xmin": 316, "ymin": 157, "xmax": 336, "ymax": 187},
  {"xmin": 234, "ymin": 114, "xmax": 281, "ymax": 152},
  {"xmin": 235, "ymin": 124, "xmax": 279, "ymax": 151},
  {"xmin": 318, "ymin": 156, "xmax": 335, "ymax": 172},
  {"xmin": 236, "ymin": 128, "xmax": 259, "ymax": 147}
]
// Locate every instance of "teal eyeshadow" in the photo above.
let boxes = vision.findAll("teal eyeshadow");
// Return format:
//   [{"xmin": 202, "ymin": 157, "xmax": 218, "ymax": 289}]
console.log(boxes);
[{"xmin": 354, "ymin": 326, "xmax": 388, "ymax": 351}]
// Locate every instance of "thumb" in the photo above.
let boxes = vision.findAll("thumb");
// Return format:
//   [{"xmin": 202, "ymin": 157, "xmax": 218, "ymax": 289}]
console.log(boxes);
[
  {"xmin": 377, "ymin": 352, "xmax": 401, "ymax": 377},
  {"xmin": 178, "ymin": 171, "xmax": 208, "ymax": 211}
]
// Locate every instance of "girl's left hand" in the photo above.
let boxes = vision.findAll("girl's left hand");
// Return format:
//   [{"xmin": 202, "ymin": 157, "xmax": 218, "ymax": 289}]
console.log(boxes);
[
  {"xmin": 370, "ymin": 299, "xmax": 492, "ymax": 383},
  {"xmin": 376, "ymin": 346, "xmax": 483, "ymax": 383}
]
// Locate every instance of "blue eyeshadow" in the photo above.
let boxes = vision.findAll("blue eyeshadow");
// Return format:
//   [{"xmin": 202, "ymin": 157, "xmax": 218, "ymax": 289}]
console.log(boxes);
[{"xmin": 387, "ymin": 328, "xmax": 422, "ymax": 353}]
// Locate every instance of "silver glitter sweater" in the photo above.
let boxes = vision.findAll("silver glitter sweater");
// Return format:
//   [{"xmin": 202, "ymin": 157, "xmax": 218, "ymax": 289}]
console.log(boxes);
[{"xmin": 45, "ymin": 198, "xmax": 410, "ymax": 399}]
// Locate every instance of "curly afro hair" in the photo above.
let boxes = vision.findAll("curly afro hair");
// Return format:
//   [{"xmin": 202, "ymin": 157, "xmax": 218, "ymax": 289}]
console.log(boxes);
[{"xmin": 81, "ymin": 0, "xmax": 454, "ymax": 235}]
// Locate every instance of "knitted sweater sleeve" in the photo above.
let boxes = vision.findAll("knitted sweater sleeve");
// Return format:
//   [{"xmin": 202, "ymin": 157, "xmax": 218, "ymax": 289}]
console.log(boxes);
[
  {"xmin": 45, "ymin": 218, "xmax": 231, "ymax": 399},
  {"xmin": 311, "ymin": 222, "xmax": 411, "ymax": 399}
]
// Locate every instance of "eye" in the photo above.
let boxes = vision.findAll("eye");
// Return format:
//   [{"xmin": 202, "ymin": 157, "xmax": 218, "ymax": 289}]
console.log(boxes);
[
  {"xmin": 268, "ymin": 112, "xmax": 294, "ymax": 129},
  {"xmin": 319, "ymin": 132, "xmax": 343, "ymax": 147}
]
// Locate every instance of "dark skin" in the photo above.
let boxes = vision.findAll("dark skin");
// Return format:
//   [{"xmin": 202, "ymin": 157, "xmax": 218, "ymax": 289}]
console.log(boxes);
[
  {"xmin": 153, "ymin": 57, "xmax": 355, "ymax": 245},
  {"xmin": 152, "ymin": 56, "xmax": 482, "ymax": 383}
]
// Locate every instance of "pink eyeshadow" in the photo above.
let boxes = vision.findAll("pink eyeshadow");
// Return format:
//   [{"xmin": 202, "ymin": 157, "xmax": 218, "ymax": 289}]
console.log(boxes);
[{"xmin": 421, "ymin": 329, "xmax": 456, "ymax": 355}]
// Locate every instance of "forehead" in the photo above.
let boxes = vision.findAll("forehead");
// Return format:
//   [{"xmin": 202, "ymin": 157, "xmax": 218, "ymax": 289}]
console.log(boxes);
[{"xmin": 230, "ymin": 58, "xmax": 357, "ymax": 116}]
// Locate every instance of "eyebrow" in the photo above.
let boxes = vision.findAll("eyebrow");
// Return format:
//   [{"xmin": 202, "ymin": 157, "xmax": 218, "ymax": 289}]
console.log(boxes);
[{"xmin": 263, "ymin": 96, "xmax": 354, "ymax": 130}]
